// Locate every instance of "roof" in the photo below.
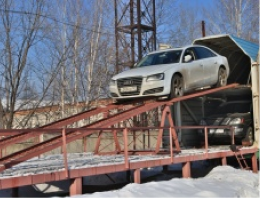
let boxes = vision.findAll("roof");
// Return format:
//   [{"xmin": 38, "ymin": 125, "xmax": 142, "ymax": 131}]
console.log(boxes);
[
  {"xmin": 193, "ymin": 34, "xmax": 259, "ymax": 84},
  {"xmin": 193, "ymin": 34, "xmax": 259, "ymax": 63},
  {"xmin": 230, "ymin": 35, "xmax": 259, "ymax": 62}
]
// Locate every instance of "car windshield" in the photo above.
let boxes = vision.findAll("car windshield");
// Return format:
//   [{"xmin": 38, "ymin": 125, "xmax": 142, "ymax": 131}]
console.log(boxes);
[
  {"xmin": 215, "ymin": 102, "xmax": 251, "ymax": 114},
  {"xmin": 136, "ymin": 50, "xmax": 182, "ymax": 67}
]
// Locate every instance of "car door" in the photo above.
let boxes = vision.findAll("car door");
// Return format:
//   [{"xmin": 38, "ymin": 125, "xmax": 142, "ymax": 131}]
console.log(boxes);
[
  {"xmin": 182, "ymin": 47, "xmax": 204, "ymax": 89},
  {"xmin": 194, "ymin": 47, "xmax": 219, "ymax": 86}
]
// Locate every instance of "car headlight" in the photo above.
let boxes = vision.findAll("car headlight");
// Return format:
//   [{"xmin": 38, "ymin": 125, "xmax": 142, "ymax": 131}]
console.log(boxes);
[
  {"xmin": 109, "ymin": 80, "xmax": 116, "ymax": 86},
  {"xmin": 229, "ymin": 118, "xmax": 243, "ymax": 125},
  {"xmin": 146, "ymin": 73, "xmax": 164, "ymax": 81}
]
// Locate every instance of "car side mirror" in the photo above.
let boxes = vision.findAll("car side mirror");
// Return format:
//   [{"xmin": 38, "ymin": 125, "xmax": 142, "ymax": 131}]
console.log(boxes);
[{"xmin": 184, "ymin": 55, "xmax": 192, "ymax": 63}]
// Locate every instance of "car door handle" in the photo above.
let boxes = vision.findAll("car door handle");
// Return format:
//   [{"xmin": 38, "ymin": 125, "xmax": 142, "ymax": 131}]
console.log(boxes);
[{"xmin": 200, "ymin": 64, "xmax": 203, "ymax": 66}]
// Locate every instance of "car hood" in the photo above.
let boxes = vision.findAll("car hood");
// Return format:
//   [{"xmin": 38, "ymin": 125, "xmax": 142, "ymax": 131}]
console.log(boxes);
[
  {"xmin": 112, "ymin": 64, "xmax": 178, "ymax": 80},
  {"xmin": 203, "ymin": 112, "xmax": 250, "ymax": 125}
]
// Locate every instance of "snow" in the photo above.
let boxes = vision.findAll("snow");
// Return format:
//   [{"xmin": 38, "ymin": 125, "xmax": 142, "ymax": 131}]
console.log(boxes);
[
  {"xmin": 0, "ymin": 165, "xmax": 260, "ymax": 198},
  {"xmin": 0, "ymin": 146, "xmax": 238, "ymax": 178},
  {"xmin": 0, "ymin": 151, "xmax": 258, "ymax": 197},
  {"xmin": 68, "ymin": 166, "xmax": 259, "ymax": 198}
]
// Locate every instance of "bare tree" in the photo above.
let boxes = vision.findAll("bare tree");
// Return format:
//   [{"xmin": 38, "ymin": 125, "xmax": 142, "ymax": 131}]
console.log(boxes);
[
  {"xmin": 0, "ymin": 0, "xmax": 47, "ymax": 128},
  {"xmin": 0, "ymin": 0, "xmax": 195, "ymax": 129},
  {"xmin": 204, "ymin": 0, "xmax": 259, "ymax": 42},
  {"xmin": 43, "ymin": 0, "xmax": 115, "ymax": 115},
  {"xmin": 155, "ymin": 1, "xmax": 202, "ymax": 47}
]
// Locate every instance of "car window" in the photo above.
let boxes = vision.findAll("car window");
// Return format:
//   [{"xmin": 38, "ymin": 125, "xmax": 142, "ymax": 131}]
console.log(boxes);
[
  {"xmin": 194, "ymin": 47, "xmax": 217, "ymax": 59},
  {"xmin": 136, "ymin": 50, "xmax": 182, "ymax": 67},
  {"xmin": 182, "ymin": 48, "xmax": 196, "ymax": 62},
  {"xmin": 136, "ymin": 54, "xmax": 155, "ymax": 67},
  {"xmin": 216, "ymin": 102, "xmax": 251, "ymax": 114}
]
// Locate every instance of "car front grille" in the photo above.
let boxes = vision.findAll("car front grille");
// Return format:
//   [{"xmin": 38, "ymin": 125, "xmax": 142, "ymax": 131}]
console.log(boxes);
[{"xmin": 117, "ymin": 77, "xmax": 143, "ymax": 96}]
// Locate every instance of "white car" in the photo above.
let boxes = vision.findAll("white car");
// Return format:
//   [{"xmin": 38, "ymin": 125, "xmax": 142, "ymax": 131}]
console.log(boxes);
[{"xmin": 109, "ymin": 45, "xmax": 229, "ymax": 100}]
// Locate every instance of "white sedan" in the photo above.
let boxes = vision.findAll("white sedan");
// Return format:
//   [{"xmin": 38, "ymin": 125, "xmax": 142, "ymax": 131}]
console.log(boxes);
[{"xmin": 109, "ymin": 45, "xmax": 229, "ymax": 100}]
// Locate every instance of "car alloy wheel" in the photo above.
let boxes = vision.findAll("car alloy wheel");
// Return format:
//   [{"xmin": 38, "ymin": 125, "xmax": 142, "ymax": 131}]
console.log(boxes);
[
  {"xmin": 242, "ymin": 127, "xmax": 254, "ymax": 146},
  {"xmin": 170, "ymin": 75, "xmax": 183, "ymax": 98},
  {"xmin": 216, "ymin": 67, "xmax": 227, "ymax": 87},
  {"xmin": 246, "ymin": 127, "xmax": 254, "ymax": 145}
]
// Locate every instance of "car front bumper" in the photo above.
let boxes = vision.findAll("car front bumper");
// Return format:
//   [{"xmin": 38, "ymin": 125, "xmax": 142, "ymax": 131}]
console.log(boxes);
[
  {"xmin": 198, "ymin": 126, "xmax": 247, "ymax": 142},
  {"xmin": 109, "ymin": 78, "xmax": 171, "ymax": 99}
]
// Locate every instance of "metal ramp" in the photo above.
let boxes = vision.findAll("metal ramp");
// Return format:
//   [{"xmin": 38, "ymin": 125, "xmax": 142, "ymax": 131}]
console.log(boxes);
[
  {"xmin": 0, "ymin": 83, "xmax": 259, "ymax": 197},
  {"xmin": 0, "ymin": 83, "xmax": 242, "ymax": 172}
]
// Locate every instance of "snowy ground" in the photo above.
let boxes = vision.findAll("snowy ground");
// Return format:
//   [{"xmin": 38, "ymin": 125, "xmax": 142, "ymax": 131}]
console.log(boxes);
[
  {"xmin": 0, "ymin": 165, "xmax": 258, "ymax": 197},
  {"xmin": 66, "ymin": 166, "xmax": 259, "ymax": 198}
]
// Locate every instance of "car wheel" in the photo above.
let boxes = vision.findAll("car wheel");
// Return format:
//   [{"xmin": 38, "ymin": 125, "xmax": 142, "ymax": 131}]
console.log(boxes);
[
  {"xmin": 215, "ymin": 67, "xmax": 227, "ymax": 87},
  {"xmin": 242, "ymin": 127, "xmax": 254, "ymax": 146},
  {"xmin": 170, "ymin": 75, "xmax": 183, "ymax": 99}
]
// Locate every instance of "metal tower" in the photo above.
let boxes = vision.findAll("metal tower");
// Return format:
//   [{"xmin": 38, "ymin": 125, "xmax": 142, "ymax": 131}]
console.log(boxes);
[{"xmin": 114, "ymin": 0, "xmax": 156, "ymax": 73}]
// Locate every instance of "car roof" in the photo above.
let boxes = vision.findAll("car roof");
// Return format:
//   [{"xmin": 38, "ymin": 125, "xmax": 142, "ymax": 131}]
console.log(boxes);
[
  {"xmin": 220, "ymin": 100, "xmax": 252, "ymax": 106},
  {"xmin": 146, "ymin": 45, "xmax": 210, "ymax": 55}
]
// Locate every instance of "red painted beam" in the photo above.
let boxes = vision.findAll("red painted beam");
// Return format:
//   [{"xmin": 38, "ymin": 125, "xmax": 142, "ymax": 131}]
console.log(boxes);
[
  {"xmin": 0, "ymin": 147, "xmax": 257, "ymax": 190},
  {"xmin": 70, "ymin": 177, "xmax": 82, "ymax": 196},
  {"xmin": 182, "ymin": 162, "xmax": 191, "ymax": 178},
  {"xmin": 0, "ymin": 104, "xmax": 119, "ymax": 149},
  {"xmin": 134, "ymin": 169, "xmax": 141, "ymax": 183},
  {"xmin": 0, "ymin": 83, "xmax": 240, "ymax": 172},
  {"xmin": 251, "ymin": 153, "xmax": 258, "ymax": 173}
]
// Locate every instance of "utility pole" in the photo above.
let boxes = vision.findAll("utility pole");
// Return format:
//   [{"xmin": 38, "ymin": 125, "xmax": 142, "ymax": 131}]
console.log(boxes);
[
  {"xmin": 202, "ymin": 20, "xmax": 206, "ymax": 37},
  {"xmin": 114, "ymin": 0, "xmax": 156, "ymax": 73}
]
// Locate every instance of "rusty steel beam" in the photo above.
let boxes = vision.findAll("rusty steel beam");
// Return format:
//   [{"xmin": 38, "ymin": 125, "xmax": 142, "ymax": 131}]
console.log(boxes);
[
  {"xmin": 128, "ymin": 147, "xmax": 258, "ymax": 169},
  {"xmin": 251, "ymin": 152, "xmax": 258, "ymax": 173},
  {"xmin": 134, "ymin": 168, "xmax": 141, "ymax": 183},
  {"xmin": 0, "ymin": 147, "xmax": 257, "ymax": 191},
  {"xmin": 62, "ymin": 128, "xmax": 69, "ymax": 178},
  {"xmin": 155, "ymin": 105, "xmax": 180, "ymax": 153},
  {"xmin": 124, "ymin": 128, "xmax": 129, "ymax": 169},
  {"xmin": 70, "ymin": 177, "xmax": 82, "ymax": 196},
  {"xmin": 221, "ymin": 157, "xmax": 227, "ymax": 165},
  {"xmin": 166, "ymin": 83, "xmax": 239, "ymax": 104},
  {"xmin": 0, "ymin": 83, "xmax": 239, "ymax": 172},
  {"xmin": 182, "ymin": 162, "xmax": 191, "ymax": 178},
  {"xmin": 0, "ymin": 104, "xmax": 119, "ymax": 149},
  {"xmin": 0, "ymin": 129, "xmax": 95, "ymax": 172},
  {"xmin": 94, "ymin": 131, "xmax": 103, "ymax": 154},
  {"xmin": 113, "ymin": 129, "xmax": 122, "ymax": 153}
]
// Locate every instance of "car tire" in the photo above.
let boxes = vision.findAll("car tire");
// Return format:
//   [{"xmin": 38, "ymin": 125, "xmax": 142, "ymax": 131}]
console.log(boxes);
[
  {"xmin": 242, "ymin": 127, "xmax": 254, "ymax": 146},
  {"xmin": 215, "ymin": 67, "xmax": 227, "ymax": 87},
  {"xmin": 170, "ymin": 74, "xmax": 184, "ymax": 99}
]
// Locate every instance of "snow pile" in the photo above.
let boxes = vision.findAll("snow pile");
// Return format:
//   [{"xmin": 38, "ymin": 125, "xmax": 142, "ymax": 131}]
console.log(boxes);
[{"xmin": 73, "ymin": 166, "xmax": 259, "ymax": 198}]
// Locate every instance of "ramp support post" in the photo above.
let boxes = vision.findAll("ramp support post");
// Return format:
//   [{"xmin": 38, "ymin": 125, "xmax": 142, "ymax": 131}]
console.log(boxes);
[
  {"xmin": 134, "ymin": 169, "xmax": 141, "ymax": 184},
  {"xmin": 251, "ymin": 152, "xmax": 258, "ymax": 173},
  {"xmin": 70, "ymin": 177, "xmax": 82, "ymax": 196},
  {"xmin": 221, "ymin": 157, "xmax": 227, "ymax": 165},
  {"xmin": 155, "ymin": 105, "xmax": 180, "ymax": 153},
  {"xmin": 182, "ymin": 161, "xmax": 191, "ymax": 178}
]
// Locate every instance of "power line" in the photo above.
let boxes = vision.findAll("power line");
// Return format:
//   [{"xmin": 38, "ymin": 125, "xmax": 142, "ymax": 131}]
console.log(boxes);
[{"xmin": 0, "ymin": 9, "xmax": 115, "ymax": 36}]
